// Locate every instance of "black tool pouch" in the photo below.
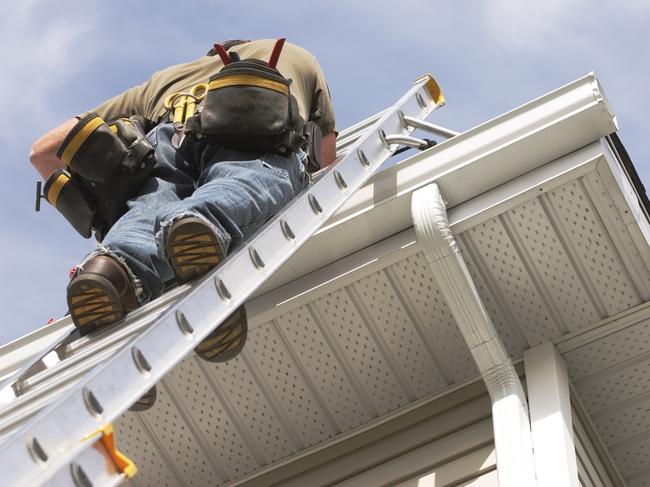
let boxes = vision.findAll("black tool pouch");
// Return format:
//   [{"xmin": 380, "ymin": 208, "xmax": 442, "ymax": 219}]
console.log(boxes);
[
  {"xmin": 57, "ymin": 113, "xmax": 155, "ymax": 181},
  {"xmin": 53, "ymin": 114, "xmax": 156, "ymax": 239},
  {"xmin": 196, "ymin": 59, "xmax": 303, "ymax": 155},
  {"xmin": 57, "ymin": 113, "xmax": 126, "ymax": 182},
  {"xmin": 43, "ymin": 169, "xmax": 95, "ymax": 238}
]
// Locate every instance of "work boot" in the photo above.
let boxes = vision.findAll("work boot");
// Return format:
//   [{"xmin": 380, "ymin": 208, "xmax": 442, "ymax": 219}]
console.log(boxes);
[
  {"xmin": 166, "ymin": 216, "xmax": 247, "ymax": 363},
  {"xmin": 67, "ymin": 255, "xmax": 140, "ymax": 336}
]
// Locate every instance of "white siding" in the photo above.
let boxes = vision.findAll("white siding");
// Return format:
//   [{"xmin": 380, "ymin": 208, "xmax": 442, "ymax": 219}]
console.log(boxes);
[
  {"xmin": 571, "ymin": 396, "xmax": 624, "ymax": 487},
  {"xmin": 232, "ymin": 380, "xmax": 495, "ymax": 487}
]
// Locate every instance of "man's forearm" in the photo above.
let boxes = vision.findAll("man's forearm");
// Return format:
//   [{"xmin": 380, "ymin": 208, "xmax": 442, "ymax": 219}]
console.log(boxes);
[{"xmin": 29, "ymin": 118, "xmax": 78, "ymax": 179}]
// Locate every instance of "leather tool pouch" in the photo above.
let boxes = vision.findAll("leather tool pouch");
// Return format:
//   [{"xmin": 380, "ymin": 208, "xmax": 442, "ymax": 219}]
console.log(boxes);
[
  {"xmin": 302, "ymin": 121, "xmax": 322, "ymax": 172},
  {"xmin": 43, "ymin": 169, "xmax": 95, "ymax": 238},
  {"xmin": 53, "ymin": 113, "xmax": 156, "ymax": 239},
  {"xmin": 195, "ymin": 59, "xmax": 303, "ymax": 155},
  {"xmin": 57, "ymin": 113, "xmax": 154, "ymax": 182}
]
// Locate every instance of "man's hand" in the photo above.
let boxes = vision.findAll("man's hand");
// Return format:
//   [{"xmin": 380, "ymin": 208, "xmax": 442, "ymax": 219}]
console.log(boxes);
[{"xmin": 29, "ymin": 118, "xmax": 78, "ymax": 179}]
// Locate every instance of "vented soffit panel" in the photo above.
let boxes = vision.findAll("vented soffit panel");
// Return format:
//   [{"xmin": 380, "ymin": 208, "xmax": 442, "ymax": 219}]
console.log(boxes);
[{"xmin": 115, "ymin": 135, "xmax": 647, "ymax": 486}]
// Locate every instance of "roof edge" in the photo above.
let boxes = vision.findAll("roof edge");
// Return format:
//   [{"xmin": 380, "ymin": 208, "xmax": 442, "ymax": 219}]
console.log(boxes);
[{"xmin": 607, "ymin": 132, "xmax": 650, "ymax": 218}]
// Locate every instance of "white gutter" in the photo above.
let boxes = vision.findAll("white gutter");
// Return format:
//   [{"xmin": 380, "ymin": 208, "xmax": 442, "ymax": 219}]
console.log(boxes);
[{"xmin": 412, "ymin": 183, "xmax": 536, "ymax": 486}]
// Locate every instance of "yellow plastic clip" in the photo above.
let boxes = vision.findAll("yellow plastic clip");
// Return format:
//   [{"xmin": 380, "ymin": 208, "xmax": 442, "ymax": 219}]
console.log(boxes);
[{"xmin": 82, "ymin": 423, "xmax": 137, "ymax": 478}]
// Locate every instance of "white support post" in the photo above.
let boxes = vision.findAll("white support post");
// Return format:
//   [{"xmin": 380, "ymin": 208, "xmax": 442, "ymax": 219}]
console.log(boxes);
[{"xmin": 524, "ymin": 342, "xmax": 579, "ymax": 487}]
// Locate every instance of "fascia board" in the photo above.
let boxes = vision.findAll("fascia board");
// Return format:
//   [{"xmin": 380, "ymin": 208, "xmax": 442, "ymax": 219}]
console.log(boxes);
[
  {"xmin": 256, "ymin": 73, "xmax": 618, "ymax": 296},
  {"xmin": 600, "ymin": 138, "xmax": 650, "ymax": 250}
]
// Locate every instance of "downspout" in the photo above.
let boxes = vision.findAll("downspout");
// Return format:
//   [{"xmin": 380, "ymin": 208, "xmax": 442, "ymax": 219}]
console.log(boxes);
[{"xmin": 412, "ymin": 183, "xmax": 536, "ymax": 487}]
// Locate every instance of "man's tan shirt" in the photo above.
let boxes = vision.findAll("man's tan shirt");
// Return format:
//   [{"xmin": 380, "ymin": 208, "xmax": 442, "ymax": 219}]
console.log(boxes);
[{"xmin": 90, "ymin": 40, "xmax": 336, "ymax": 136}]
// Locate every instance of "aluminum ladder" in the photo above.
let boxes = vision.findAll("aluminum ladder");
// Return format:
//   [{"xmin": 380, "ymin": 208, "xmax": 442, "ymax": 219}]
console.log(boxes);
[{"xmin": 0, "ymin": 74, "xmax": 453, "ymax": 486}]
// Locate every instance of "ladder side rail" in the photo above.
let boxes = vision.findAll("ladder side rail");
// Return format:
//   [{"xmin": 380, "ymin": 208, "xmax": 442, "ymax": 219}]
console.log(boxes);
[
  {"xmin": 0, "ymin": 293, "xmax": 189, "ymax": 438},
  {"xmin": 0, "ymin": 375, "xmax": 83, "ymax": 440},
  {"xmin": 0, "ymin": 77, "xmax": 443, "ymax": 486},
  {"xmin": 19, "ymin": 308, "xmax": 167, "ymax": 393}
]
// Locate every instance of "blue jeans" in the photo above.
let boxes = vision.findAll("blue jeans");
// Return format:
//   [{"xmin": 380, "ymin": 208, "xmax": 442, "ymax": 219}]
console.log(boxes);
[{"xmin": 85, "ymin": 123, "xmax": 309, "ymax": 302}]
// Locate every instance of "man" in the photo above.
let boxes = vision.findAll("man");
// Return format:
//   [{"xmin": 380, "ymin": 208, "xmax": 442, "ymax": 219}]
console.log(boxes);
[{"xmin": 30, "ymin": 39, "xmax": 336, "ymax": 366}]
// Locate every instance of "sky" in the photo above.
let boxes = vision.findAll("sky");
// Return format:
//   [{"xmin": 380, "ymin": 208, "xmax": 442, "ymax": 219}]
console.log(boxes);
[{"xmin": 0, "ymin": 0, "xmax": 648, "ymax": 345}]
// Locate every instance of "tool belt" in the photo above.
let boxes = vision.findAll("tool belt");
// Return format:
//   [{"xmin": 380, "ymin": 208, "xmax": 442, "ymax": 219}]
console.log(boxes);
[
  {"xmin": 42, "ymin": 114, "xmax": 155, "ymax": 239},
  {"xmin": 185, "ymin": 38, "xmax": 306, "ymax": 157}
]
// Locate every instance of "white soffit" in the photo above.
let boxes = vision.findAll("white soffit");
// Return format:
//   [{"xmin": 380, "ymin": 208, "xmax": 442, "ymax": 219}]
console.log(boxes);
[{"xmin": 558, "ymin": 303, "xmax": 650, "ymax": 485}]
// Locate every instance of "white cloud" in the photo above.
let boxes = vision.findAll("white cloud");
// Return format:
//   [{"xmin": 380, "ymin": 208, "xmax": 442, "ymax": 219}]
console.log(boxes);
[
  {"xmin": 621, "ymin": 0, "xmax": 650, "ymax": 14},
  {"xmin": 0, "ymin": 1, "xmax": 100, "ymax": 135},
  {"xmin": 480, "ymin": 0, "xmax": 650, "ymax": 54},
  {"xmin": 481, "ymin": 0, "xmax": 585, "ymax": 52}
]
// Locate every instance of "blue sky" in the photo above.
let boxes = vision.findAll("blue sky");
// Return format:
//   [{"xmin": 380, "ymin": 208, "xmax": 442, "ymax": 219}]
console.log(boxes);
[{"xmin": 0, "ymin": 0, "xmax": 648, "ymax": 345}]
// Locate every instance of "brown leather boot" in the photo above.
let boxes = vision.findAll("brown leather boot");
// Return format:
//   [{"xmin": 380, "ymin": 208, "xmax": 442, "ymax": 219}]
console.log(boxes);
[
  {"xmin": 166, "ymin": 216, "xmax": 247, "ymax": 363},
  {"xmin": 67, "ymin": 255, "xmax": 139, "ymax": 336}
]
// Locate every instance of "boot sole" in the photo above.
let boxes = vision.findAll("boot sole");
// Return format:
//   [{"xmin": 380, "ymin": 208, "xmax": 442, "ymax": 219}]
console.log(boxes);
[
  {"xmin": 167, "ymin": 220, "xmax": 225, "ymax": 283},
  {"xmin": 194, "ymin": 305, "xmax": 248, "ymax": 363},
  {"xmin": 67, "ymin": 274, "xmax": 124, "ymax": 335}
]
